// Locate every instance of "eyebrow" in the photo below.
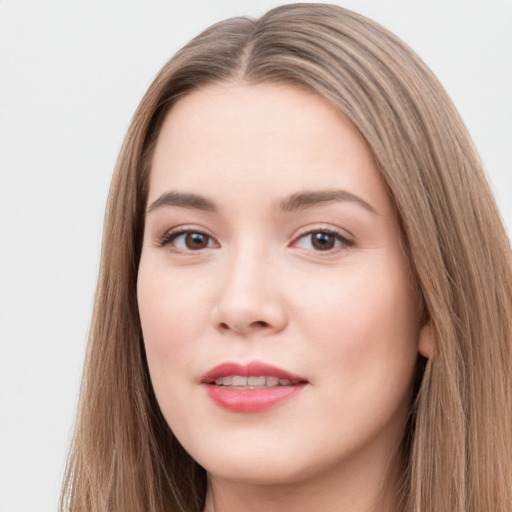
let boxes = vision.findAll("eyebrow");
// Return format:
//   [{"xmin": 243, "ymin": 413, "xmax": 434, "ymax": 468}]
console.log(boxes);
[
  {"xmin": 279, "ymin": 189, "xmax": 377, "ymax": 214},
  {"xmin": 146, "ymin": 189, "xmax": 376, "ymax": 215},
  {"xmin": 147, "ymin": 191, "xmax": 217, "ymax": 213}
]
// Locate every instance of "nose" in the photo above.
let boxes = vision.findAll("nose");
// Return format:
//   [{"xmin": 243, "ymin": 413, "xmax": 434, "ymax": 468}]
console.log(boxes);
[{"xmin": 211, "ymin": 248, "xmax": 287, "ymax": 337}]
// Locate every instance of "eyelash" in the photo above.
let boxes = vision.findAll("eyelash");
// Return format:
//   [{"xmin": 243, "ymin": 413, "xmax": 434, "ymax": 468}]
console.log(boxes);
[
  {"xmin": 157, "ymin": 228, "xmax": 217, "ymax": 253},
  {"xmin": 293, "ymin": 227, "xmax": 355, "ymax": 253},
  {"xmin": 157, "ymin": 227, "xmax": 354, "ymax": 254}
]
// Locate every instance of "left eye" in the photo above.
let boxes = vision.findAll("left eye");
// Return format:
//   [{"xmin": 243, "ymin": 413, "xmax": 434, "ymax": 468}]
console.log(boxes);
[
  {"xmin": 163, "ymin": 231, "xmax": 217, "ymax": 251},
  {"xmin": 295, "ymin": 230, "xmax": 352, "ymax": 251}
]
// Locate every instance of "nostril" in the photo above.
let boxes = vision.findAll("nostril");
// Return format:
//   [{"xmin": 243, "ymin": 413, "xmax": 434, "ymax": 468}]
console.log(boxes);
[
  {"xmin": 252, "ymin": 321, "xmax": 270, "ymax": 329},
  {"xmin": 217, "ymin": 320, "xmax": 270, "ymax": 332}
]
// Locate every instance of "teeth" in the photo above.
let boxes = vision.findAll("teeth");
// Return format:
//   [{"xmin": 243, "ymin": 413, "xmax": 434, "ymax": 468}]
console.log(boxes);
[
  {"xmin": 266, "ymin": 376, "xmax": 279, "ymax": 386},
  {"xmin": 232, "ymin": 376, "xmax": 247, "ymax": 386},
  {"xmin": 215, "ymin": 377, "xmax": 232, "ymax": 386},
  {"xmin": 213, "ymin": 376, "xmax": 296, "ymax": 388},
  {"xmin": 247, "ymin": 376, "xmax": 266, "ymax": 386}
]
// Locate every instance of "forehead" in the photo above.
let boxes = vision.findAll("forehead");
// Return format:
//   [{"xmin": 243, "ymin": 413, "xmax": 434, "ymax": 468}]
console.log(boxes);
[{"xmin": 148, "ymin": 82, "xmax": 390, "ymax": 216}]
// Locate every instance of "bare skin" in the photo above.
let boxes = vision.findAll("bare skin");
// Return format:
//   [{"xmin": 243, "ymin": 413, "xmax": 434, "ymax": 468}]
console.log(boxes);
[{"xmin": 137, "ymin": 83, "xmax": 432, "ymax": 512}]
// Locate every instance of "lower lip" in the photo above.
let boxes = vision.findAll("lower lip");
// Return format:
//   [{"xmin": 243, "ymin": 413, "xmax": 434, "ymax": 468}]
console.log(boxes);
[{"xmin": 205, "ymin": 384, "xmax": 306, "ymax": 412}]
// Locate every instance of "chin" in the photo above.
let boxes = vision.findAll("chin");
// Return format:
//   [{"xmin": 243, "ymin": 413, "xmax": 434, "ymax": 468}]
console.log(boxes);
[
  {"xmin": 203, "ymin": 459, "xmax": 311, "ymax": 487},
  {"xmin": 185, "ymin": 433, "xmax": 338, "ymax": 487}
]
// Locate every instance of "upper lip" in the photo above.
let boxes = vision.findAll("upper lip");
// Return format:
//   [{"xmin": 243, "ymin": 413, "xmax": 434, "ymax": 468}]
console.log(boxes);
[{"xmin": 201, "ymin": 361, "xmax": 307, "ymax": 384}]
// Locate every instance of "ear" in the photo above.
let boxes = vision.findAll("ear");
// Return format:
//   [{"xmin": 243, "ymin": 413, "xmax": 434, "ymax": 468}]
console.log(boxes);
[{"xmin": 418, "ymin": 322, "xmax": 436, "ymax": 358}]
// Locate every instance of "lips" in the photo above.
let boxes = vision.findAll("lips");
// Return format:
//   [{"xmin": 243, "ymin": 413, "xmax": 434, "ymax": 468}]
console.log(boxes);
[
  {"xmin": 202, "ymin": 361, "xmax": 305, "ymax": 383},
  {"xmin": 201, "ymin": 361, "xmax": 308, "ymax": 413}
]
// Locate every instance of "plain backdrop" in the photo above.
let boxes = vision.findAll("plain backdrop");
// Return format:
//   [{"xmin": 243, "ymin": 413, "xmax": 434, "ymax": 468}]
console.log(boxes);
[{"xmin": 0, "ymin": 1, "xmax": 511, "ymax": 510}]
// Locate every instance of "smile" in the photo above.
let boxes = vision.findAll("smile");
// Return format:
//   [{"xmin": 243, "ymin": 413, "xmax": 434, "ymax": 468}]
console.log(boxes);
[
  {"xmin": 202, "ymin": 361, "xmax": 308, "ymax": 412},
  {"xmin": 214, "ymin": 376, "xmax": 296, "ymax": 388}
]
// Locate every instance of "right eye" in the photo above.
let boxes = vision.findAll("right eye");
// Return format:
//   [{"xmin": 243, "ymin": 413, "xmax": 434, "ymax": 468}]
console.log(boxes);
[{"xmin": 159, "ymin": 230, "xmax": 218, "ymax": 253}]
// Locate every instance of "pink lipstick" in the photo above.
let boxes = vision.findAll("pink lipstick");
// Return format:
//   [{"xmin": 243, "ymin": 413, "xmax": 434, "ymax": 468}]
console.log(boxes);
[{"xmin": 202, "ymin": 361, "xmax": 307, "ymax": 413}]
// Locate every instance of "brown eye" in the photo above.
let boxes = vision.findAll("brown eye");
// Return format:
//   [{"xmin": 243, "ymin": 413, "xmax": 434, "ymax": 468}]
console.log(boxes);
[
  {"xmin": 160, "ymin": 230, "xmax": 217, "ymax": 252},
  {"xmin": 311, "ymin": 232, "xmax": 337, "ymax": 251},
  {"xmin": 185, "ymin": 232, "xmax": 210, "ymax": 249},
  {"xmin": 293, "ymin": 229, "xmax": 353, "ymax": 253}
]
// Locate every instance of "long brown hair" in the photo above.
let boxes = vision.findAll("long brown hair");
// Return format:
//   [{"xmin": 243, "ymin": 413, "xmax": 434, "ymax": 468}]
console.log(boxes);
[{"xmin": 60, "ymin": 4, "xmax": 512, "ymax": 511}]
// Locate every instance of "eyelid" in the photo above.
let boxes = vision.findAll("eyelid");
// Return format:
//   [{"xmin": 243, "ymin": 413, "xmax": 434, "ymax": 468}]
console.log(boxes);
[
  {"xmin": 291, "ymin": 225, "xmax": 355, "ymax": 253},
  {"xmin": 154, "ymin": 224, "xmax": 354, "ymax": 255},
  {"xmin": 156, "ymin": 225, "xmax": 220, "ymax": 252}
]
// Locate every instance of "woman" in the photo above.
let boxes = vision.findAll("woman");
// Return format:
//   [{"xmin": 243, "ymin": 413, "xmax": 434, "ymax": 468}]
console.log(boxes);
[{"xmin": 60, "ymin": 4, "xmax": 512, "ymax": 511}]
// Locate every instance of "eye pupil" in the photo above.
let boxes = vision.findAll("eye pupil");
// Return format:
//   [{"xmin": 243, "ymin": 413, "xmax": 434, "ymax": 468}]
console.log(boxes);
[
  {"xmin": 186, "ymin": 233, "xmax": 209, "ymax": 249},
  {"xmin": 311, "ymin": 232, "xmax": 336, "ymax": 250}
]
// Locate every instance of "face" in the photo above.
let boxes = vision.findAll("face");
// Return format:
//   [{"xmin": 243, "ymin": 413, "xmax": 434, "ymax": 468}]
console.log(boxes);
[{"xmin": 137, "ymin": 83, "xmax": 430, "ymax": 487}]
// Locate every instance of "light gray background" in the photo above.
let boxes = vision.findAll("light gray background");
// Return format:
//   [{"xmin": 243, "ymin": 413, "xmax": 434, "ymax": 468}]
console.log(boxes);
[{"xmin": 0, "ymin": 1, "xmax": 510, "ymax": 511}]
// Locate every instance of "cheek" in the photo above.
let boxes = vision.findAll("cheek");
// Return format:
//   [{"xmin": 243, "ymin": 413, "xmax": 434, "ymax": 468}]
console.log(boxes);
[
  {"xmin": 290, "ymin": 260, "xmax": 420, "ymax": 385},
  {"xmin": 137, "ymin": 261, "xmax": 211, "ymax": 377},
  {"xmin": 137, "ymin": 261, "xmax": 214, "ymax": 429}
]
